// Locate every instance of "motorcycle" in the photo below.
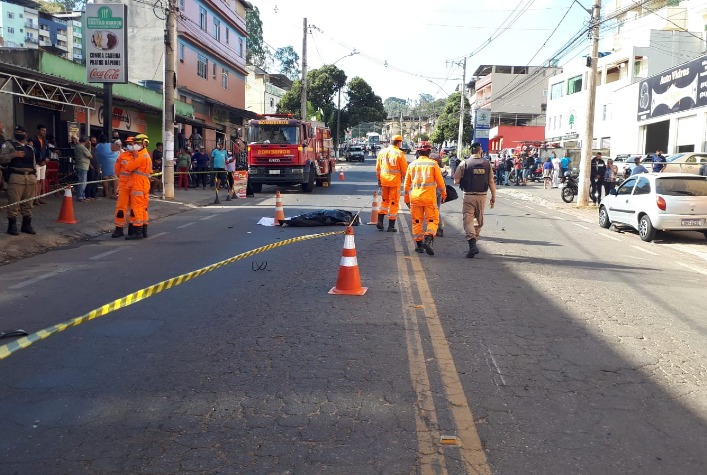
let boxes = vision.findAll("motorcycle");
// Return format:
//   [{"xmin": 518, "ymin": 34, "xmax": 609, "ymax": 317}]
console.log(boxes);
[{"xmin": 560, "ymin": 172, "xmax": 579, "ymax": 203}]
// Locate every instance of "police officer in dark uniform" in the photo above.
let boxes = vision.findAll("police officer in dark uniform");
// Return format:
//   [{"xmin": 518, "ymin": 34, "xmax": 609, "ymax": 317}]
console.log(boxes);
[
  {"xmin": 453, "ymin": 142, "xmax": 496, "ymax": 258},
  {"xmin": 0, "ymin": 125, "xmax": 37, "ymax": 235}
]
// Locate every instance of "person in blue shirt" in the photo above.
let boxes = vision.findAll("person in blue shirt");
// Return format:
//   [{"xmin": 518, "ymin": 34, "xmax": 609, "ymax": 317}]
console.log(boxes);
[
  {"xmin": 210, "ymin": 142, "xmax": 228, "ymax": 192},
  {"xmin": 631, "ymin": 156, "xmax": 649, "ymax": 175},
  {"xmin": 651, "ymin": 150, "xmax": 666, "ymax": 172},
  {"xmin": 95, "ymin": 137, "xmax": 121, "ymax": 198}
]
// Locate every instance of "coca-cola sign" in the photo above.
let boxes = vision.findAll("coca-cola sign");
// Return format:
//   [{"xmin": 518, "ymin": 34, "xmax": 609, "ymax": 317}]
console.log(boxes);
[{"xmin": 85, "ymin": 4, "xmax": 128, "ymax": 84}]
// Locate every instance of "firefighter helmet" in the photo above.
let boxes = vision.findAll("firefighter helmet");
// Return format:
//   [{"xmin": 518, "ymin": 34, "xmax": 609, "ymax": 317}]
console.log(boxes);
[
  {"xmin": 392, "ymin": 135, "xmax": 403, "ymax": 142},
  {"xmin": 124, "ymin": 136, "xmax": 135, "ymax": 143},
  {"xmin": 418, "ymin": 141, "xmax": 431, "ymax": 151},
  {"xmin": 135, "ymin": 133, "xmax": 150, "ymax": 145}
]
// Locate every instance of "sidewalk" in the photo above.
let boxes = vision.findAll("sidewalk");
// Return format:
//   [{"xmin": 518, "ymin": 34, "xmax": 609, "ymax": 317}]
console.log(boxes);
[
  {"xmin": 0, "ymin": 187, "xmax": 224, "ymax": 266},
  {"xmin": 494, "ymin": 179, "xmax": 598, "ymax": 222}
]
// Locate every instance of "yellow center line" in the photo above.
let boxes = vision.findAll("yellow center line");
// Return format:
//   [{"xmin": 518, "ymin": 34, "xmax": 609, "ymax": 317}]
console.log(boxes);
[
  {"xmin": 394, "ymin": 234, "xmax": 447, "ymax": 474},
  {"xmin": 396, "ymin": 214, "xmax": 491, "ymax": 474}
]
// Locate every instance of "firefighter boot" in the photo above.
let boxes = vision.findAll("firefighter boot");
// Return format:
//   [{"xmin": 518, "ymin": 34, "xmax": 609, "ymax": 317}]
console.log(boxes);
[
  {"xmin": 415, "ymin": 240, "xmax": 425, "ymax": 253},
  {"xmin": 125, "ymin": 226, "xmax": 143, "ymax": 240},
  {"xmin": 376, "ymin": 214, "xmax": 385, "ymax": 231},
  {"xmin": 423, "ymin": 235, "xmax": 435, "ymax": 256},
  {"xmin": 436, "ymin": 228, "xmax": 444, "ymax": 237},
  {"xmin": 111, "ymin": 226, "xmax": 124, "ymax": 238},
  {"xmin": 466, "ymin": 238, "xmax": 480, "ymax": 258},
  {"xmin": 21, "ymin": 217, "xmax": 36, "ymax": 235},
  {"xmin": 126, "ymin": 224, "xmax": 135, "ymax": 237},
  {"xmin": 142, "ymin": 224, "xmax": 148, "ymax": 238},
  {"xmin": 7, "ymin": 217, "xmax": 19, "ymax": 236},
  {"xmin": 387, "ymin": 219, "xmax": 397, "ymax": 232}
]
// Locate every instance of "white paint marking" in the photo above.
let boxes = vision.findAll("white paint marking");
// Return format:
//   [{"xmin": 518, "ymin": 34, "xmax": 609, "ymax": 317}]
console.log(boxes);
[
  {"xmin": 631, "ymin": 245, "xmax": 659, "ymax": 256},
  {"xmin": 199, "ymin": 215, "xmax": 216, "ymax": 221},
  {"xmin": 177, "ymin": 222, "xmax": 196, "ymax": 229},
  {"xmin": 9, "ymin": 268, "xmax": 71, "ymax": 290},
  {"xmin": 677, "ymin": 262, "xmax": 707, "ymax": 276},
  {"xmin": 573, "ymin": 223, "xmax": 589, "ymax": 230},
  {"xmin": 536, "ymin": 209, "xmax": 548, "ymax": 215},
  {"xmin": 596, "ymin": 232, "xmax": 621, "ymax": 241},
  {"xmin": 488, "ymin": 350, "xmax": 506, "ymax": 386},
  {"xmin": 146, "ymin": 232, "xmax": 168, "ymax": 240},
  {"xmin": 90, "ymin": 248, "xmax": 123, "ymax": 260}
]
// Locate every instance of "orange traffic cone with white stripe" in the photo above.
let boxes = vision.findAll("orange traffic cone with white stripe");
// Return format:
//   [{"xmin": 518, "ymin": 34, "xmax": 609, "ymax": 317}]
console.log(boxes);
[
  {"xmin": 56, "ymin": 187, "xmax": 77, "ymax": 224},
  {"xmin": 329, "ymin": 226, "xmax": 368, "ymax": 296},
  {"xmin": 339, "ymin": 168, "xmax": 345, "ymax": 181},
  {"xmin": 274, "ymin": 190, "xmax": 286, "ymax": 225},
  {"xmin": 367, "ymin": 191, "xmax": 380, "ymax": 225}
]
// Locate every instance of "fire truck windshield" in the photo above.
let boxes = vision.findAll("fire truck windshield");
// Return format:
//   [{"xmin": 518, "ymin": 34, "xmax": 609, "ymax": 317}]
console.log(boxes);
[{"xmin": 248, "ymin": 125, "xmax": 299, "ymax": 145}]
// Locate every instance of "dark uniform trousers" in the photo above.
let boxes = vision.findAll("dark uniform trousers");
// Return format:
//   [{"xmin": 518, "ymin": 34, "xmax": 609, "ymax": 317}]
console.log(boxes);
[{"xmin": 6, "ymin": 170, "xmax": 36, "ymax": 218}]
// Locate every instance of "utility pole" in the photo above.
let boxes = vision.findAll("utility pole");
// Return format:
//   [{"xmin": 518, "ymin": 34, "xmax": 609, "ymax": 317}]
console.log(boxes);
[
  {"xmin": 162, "ymin": 0, "xmax": 177, "ymax": 199},
  {"xmin": 578, "ymin": 0, "xmax": 600, "ymax": 207},
  {"xmin": 300, "ymin": 18, "xmax": 308, "ymax": 121},
  {"xmin": 456, "ymin": 56, "xmax": 467, "ymax": 155}
]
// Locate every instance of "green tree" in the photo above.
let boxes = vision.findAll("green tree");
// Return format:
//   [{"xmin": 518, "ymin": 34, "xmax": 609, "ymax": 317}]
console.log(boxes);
[
  {"xmin": 383, "ymin": 97, "xmax": 407, "ymax": 118},
  {"xmin": 246, "ymin": 6, "xmax": 267, "ymax": 67},
  {"xmin": 277, "ymin": 65, "xmax": 346, "ymax": 122},
  {"xmin": 274, "ymin": 46, "xmax": 300, "ymax": 81},
  {"xmin": 346, "ymin": 77, "xmax": 386, "ymax": 127},
  {"xmin": 429, "ymin": 92, "xmax": 473, "ymax": 146}
]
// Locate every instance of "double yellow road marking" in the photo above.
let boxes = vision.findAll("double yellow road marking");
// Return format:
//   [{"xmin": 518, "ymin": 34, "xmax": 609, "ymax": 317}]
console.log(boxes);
[{"xmin": 395, "ymin": 215, "xmax": 491, "ymax": 475}]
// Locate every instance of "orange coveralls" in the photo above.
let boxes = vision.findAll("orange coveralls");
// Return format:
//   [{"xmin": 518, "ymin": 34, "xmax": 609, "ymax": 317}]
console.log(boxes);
[
  {"xmin": 403, "ymin": 157, "xmax": 446, "ymax": 241},
  {"xmin": 124, "ymin": 148, "xmax": 152, "ymax": 229},
  {"xmin": 113, "ymin": 149, "xmax": 135, "ymax": 227},
  {"xmin": 376, "ymin": 145, "xmax": 408, "ymax": 221}
]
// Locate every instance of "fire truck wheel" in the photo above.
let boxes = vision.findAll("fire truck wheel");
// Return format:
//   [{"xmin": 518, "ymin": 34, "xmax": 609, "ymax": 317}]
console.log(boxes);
[
  {"xmin": 250, "ymin": 182, "xmax": 263, "ymax": 193},
  {"xmin": 302, "ymin": 169, "xmax": 315, "ymax": 192}
]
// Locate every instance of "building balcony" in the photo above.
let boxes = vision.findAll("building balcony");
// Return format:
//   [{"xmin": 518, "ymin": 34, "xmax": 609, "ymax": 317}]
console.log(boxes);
[
  {"xmin": 25, "ymin": 36, "xmax": 38, "ymax": 44},
  {"xmin": 56, "ymin": 33, "xmax": 68, "ymax": 41},
  {"xmin": 73, "ymin": 53, "xmax": 83, "ymax": 60},
  {"xmin": 39, "ymin": 40, "xmax": 52, "ymax": 47},
  {"xmin": 73, "ymin": 31, "xmax": 82, "ymax": 39},
  {"xmin": 25, "ymin": 22, "xmax": 37, "ymax": 29}
]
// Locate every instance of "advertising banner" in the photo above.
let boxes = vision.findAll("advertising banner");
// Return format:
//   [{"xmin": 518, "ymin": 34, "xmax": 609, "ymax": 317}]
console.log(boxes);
[
  {"xmin": 234, "ymin": 171, "xmax": 249, "ymax": 198},
  {"xmin": 85, "ymin": 4, "xmax": 128, "ymax": 83},
  {"xmin": 637, "ymin": 54, "xmax": 707, "ymax": 121},
  {"xmin": 75, "ymin": 106, "xmax": 147, "ymax": 134}
]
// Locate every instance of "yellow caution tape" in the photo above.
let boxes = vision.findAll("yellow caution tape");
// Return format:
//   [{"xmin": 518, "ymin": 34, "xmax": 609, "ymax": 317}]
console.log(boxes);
[{"xmin": 0, "ymin": 230, "xmax": 345, "ymax": 361}]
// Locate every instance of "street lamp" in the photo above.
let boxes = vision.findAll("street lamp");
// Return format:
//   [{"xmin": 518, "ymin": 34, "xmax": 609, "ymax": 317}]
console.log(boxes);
[{"xmin": 334, "ymin": 50, "xmax": 359, "ymax": 158}]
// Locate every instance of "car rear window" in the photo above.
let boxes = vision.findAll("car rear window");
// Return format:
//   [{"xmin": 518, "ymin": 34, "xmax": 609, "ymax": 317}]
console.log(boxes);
[
  {"xmin": 655, "ymin": 177, "xmax": 707, "ymax": 196},
  {"xmin": 350, "ymin": 147, "xmax": 362, "ymax": 151}
]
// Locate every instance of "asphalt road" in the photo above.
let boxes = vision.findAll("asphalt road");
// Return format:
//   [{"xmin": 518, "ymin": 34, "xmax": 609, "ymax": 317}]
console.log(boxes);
[{"xmin": 1, "ymin": 156, "xmax": 706, "ymax": 474}]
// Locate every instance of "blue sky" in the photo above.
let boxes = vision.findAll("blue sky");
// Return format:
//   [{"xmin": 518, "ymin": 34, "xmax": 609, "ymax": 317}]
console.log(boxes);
[{"xmin": 255, "ymin": 0, "xmax": 602, "ymax": 104}]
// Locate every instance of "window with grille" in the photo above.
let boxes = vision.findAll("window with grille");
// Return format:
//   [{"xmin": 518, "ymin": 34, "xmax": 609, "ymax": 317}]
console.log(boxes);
[
  {"xmin": 213, "ymin": 18, "xmax": 220, "ymax": 41},
  {"xmin": 197, "ymin": 54, "xmax": 207, "ymax": 79},
  {"xmin": 199, "ymin": 7, "xmax": 207, "ymax": 30},
  {"xmin": 567, "ymin": 75, "xmax": 582, "ymax": 95},
  {"xmin": 222, "ymin": 69, "xmax": 228, "ymax": 89},
  {"xmin": 179, "ymin": 44, "xmax": 184, "ymax": 63}
]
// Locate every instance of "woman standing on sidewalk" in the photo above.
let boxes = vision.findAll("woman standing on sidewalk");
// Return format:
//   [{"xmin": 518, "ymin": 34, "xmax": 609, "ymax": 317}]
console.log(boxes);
[{"xmin": 73, "ymin": 137, "xmax": 92, "ymax": 202}]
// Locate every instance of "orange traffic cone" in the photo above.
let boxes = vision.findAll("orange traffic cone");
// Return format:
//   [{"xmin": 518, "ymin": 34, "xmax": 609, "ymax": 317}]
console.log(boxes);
[
  {"xmin": 274, "ymin": 190, "xmax": 286, "ymax": 224},
  {"xmin": 367, "ymin": 191, "xmax": 380, "ymax": 225},
  {"xmin": 339, "ymin": 168, "xmax": 345, "ymax": 181},
  {"xmin": 329, "ymin": 226, "xmax": 368, "ymax": 296},
  {"xmin": 56, "ymin": 187, "xmax": 77, "ymax": 224}
]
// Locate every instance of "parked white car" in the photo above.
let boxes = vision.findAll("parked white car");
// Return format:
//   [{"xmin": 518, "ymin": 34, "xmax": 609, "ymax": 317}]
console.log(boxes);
[{"xmin": 598, "ymin": 173, "xmax": 707, "ymax": 242}]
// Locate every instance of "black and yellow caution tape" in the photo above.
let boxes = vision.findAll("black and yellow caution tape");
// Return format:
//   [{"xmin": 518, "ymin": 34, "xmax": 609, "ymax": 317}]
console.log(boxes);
[{"xmin": 0, "ymin": 230, "xmax": 345, "ymax": 361}]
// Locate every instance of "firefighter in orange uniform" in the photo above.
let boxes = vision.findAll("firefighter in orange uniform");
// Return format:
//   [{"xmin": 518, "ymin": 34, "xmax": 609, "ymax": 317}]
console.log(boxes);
[
  {"xmin": 375, "ymin": 134, "xmax": 408, "ymax": 232},
  {"xmin": 112, "ymin": 136, "xmax": 134, "ymax": 238},
  {"xmin": 124, "ymin": 133, "xmax": 152, "ymax": 240},
  {"xmin": 403, "ymin": 142, "xmax": 446, "ymax": 255}
]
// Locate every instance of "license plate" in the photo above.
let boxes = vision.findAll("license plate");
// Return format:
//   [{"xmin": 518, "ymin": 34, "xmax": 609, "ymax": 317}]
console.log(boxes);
[
  {"xmin": 269, "ymin": 170, "xmax": 281, "ymax": 175},
  {"xmin": 681, "ymin": 219, "xmax": 703, "ymax": 226}
]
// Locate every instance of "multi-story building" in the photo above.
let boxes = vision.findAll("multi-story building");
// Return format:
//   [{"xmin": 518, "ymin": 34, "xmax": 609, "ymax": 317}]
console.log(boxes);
[
  {"xmin": 245, "ymin": 65, "xmax": 289, "ymax": 115},
  {"xmin": 468, "ymin": 64, "xmax": 560, "ymax": 152},
  {"xmin": 544, "ymin": 0, "xmax": 707, "ymax": 156},
  {"xmin": 0, "ymin": 1, "xmax": 29, "ymax": 48},
  {"xmin": 38, "ymin": 11, "xmax": 68, "ymax": 58},
  {"xmin": 109, "ymin": 0, "xmax": 254, "ymax": 147},
  {"xmin": 54, "ymin": 12, "xmax": 85, "ymax": 65}
]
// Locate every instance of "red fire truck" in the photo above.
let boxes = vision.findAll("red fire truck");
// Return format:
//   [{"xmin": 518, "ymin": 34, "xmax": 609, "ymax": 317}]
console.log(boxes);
[{"xmin": 246, "ymin": 114, "xmax": 336, "ymax": 193}]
